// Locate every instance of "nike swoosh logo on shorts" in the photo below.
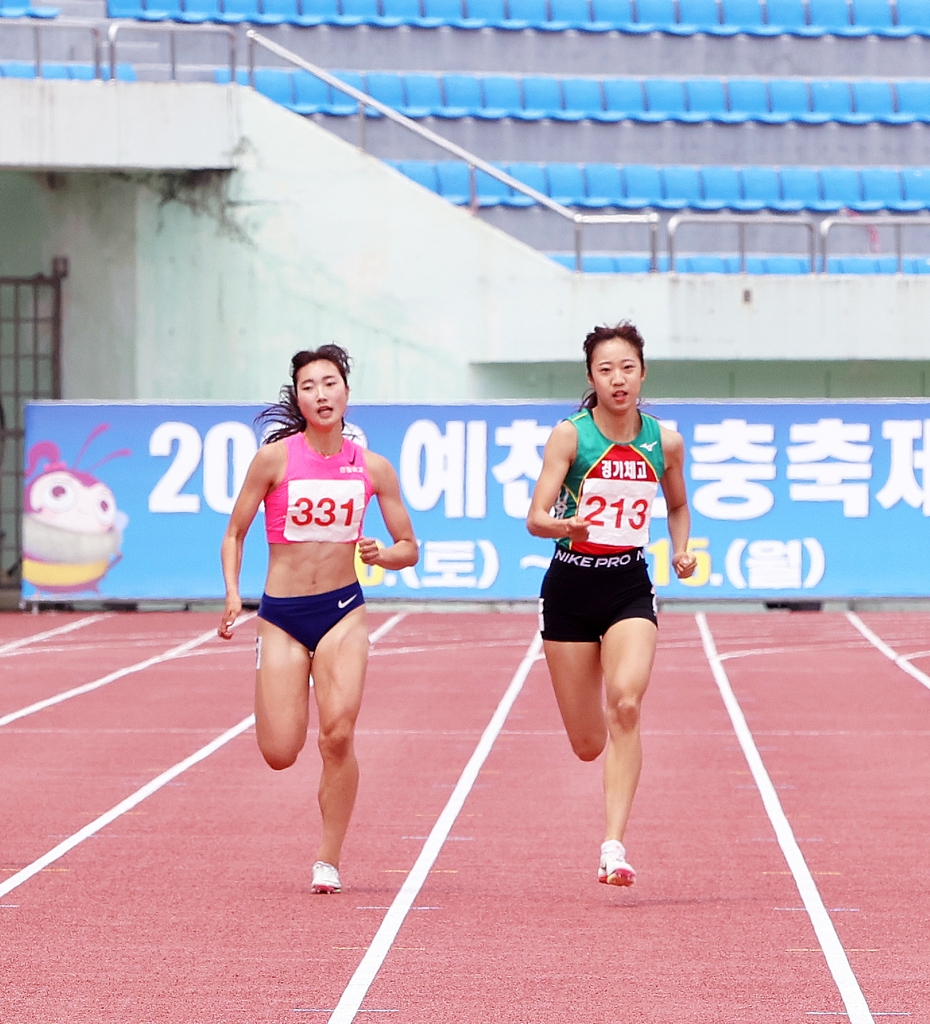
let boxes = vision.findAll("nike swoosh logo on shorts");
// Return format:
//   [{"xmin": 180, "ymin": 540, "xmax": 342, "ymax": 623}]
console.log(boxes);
[{"xmin": 338, "ymin": 595, "xmax": 358, "ymax": 609}]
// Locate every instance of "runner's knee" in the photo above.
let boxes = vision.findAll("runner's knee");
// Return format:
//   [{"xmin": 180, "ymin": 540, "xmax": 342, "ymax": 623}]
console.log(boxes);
[
  {"xmin": 606, "ymin": 696, "xmax": 640, "ymax": 734},
  {"xmin": 317, "ymin": 719, "xmax": 355, "ymax": 764}
]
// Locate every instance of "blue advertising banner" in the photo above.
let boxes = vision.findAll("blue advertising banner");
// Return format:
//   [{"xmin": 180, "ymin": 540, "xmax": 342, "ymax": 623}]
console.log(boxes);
[{"xmin": 21, "ymin": 399, "xmax": 930, "ymax": 602}]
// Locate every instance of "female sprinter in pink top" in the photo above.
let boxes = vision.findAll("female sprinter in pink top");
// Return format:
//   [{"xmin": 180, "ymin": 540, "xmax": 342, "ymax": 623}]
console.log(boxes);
[
  {"xmin": 526, "ymin": 322, "xmax": 696, "ymax": 888},
  {"xmin": 218, "ymin": 345, "xmax": 418, "ymax": 894}
]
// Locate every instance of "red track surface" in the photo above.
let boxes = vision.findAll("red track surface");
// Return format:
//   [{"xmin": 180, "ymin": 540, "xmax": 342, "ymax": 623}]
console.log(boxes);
[{"xmin": 1, "ymin": 608, "xmax": 928, "ymax": 1023}]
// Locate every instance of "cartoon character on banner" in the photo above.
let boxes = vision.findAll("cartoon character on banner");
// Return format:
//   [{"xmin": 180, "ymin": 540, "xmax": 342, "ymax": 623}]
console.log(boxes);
[{"xmin": 22, "ymin": 424, "xmax": 130, "ymax": 595}]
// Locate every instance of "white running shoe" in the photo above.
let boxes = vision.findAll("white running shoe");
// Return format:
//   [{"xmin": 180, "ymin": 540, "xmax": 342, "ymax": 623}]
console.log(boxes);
[
  {"xmin": 311, "ymin": 860, "xmax": 341, "ymax": 894},
  {"xmin": 598, "ymin": 840, "xmax": 636, "ymax": 887}
]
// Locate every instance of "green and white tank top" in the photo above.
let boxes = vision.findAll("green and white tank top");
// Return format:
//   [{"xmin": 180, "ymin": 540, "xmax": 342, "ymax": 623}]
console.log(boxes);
[{"xmin": 554, "ymin": 408, "xmax": 665, "ymax": 555}]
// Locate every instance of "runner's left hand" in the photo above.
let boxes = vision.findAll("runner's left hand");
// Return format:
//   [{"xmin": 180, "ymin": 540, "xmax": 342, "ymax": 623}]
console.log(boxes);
[{"xmin": 672, "ymin": 551, "xmax": 697, "ymax": 579}]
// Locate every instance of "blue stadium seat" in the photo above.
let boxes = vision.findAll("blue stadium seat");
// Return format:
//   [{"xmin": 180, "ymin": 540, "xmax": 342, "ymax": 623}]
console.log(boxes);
[
  {"xmin": 661, "ymin": 165, "xmax": 702, "ymax": 207},
  {"xmin": 895, "ymin": 0, "xmax": 930, "ymax": 34},
  {"xmin": 739, "ymin": 166, "xmax": 780, "ymax": 209},
  {"xmin": 107, "ymin": 0, "xmax": 145, "ymax": 15},
  {"xmin": 895, "ymin": 81, "xmax": 930, "ymax": 122},
  {"xmin": 726, "ymin": 78, "xmax": 773, "ymax": 122},
  {"xmin": 602, "ymin": 78, "xmax": 647, "ymax": 119},
  {"xmin": 549, "ymin": 253, "xmax": 578, "ymax": 270},
  {"xmin": 375, "ymin": 0, "xmax": 422, "ymax": 23},
  {"xmin": 396, "ymin": 160, "xmax": 440, "ymax": 192},
  {"xmin": 581, "ymin": 254, "xmax": 618, "ymax": 272},
  {"xmin": 442, "ymin": 74, "xmax": 483, "ymax": 116},
  {"xmin": 39, "ymin": 62, "xmax": 69, "ymax": 78},
  {"xmin": 460, "ymin": 0, "xmax": 508, "ymax": 26},
  {"xmin": 853, "ymin": 80, "xmax": 914, "ymax": 124},
  {"xmin": 769, "ymin": 78, "xmax": 811, "ymax": 120},
  {"xmin": 521, "ymin": 76, "xmax": 566, "ymax": 120},
  {"xmin": 137, "ymin": 0, "xmax": 182, "ymax": 19},
  {"xmin": 629, "ymin": 0, "xmax": 677, "ymax": 31},
  {"xmin": 678, "ymin": 0, "xmax": 736, "ymax": 34},
  {"xmin": 256, "ymin": 0, "xmax": 299, "ymax": 21},
  {"xmin": 584, "ymin": 163, "xmax": 625, "ymax": 206},
  {"xmin": 685, "ymin": 78, "xmax": 734, "ymax": 120},
  {"xmin": 68, "ymin": 63, "xmax": 97, "ymax": 80},
  {"xmin": 252, "ymin": 68, "xmax": 294, "ymax": 105},
  {"xmin": 216, "ymin": 0, "xmax": 261, "ymax": 21},
  {"xmin": 481, "ymin": 75, "xmax": 523, "ymax": 118},
  {"xmin": 549, "ymin": 0, "xmax": 599, "ymax": 29},
  {"xmin": 418, "ymin": 0, "xmax": 465, "ymax": 24},
  {"xmin": 809, "ymin": 79, "xmax": 862, "ymax": 123},
  {"xmin": 291, "ymin": 70, "xmax": 330, "ymax": 113},
  {"xmin": 335, "ymin": 0, "xmax": 379, "ymax": 24},
  {"xmin": 764, "ymin": 255, "xmax": 811, "ymax": 273},
  {"xmin": 176, "ymin": 0, "xmax": 219, "ymax": 21},
  {"xmin": 819, "ymin": 166, "xmax": 865, "ymax": 210},
  {"xmin": 851, "ymin": 0, "xmax": 908, "ymax": 35},
  {"xmin": 589, "ymin": 0, "xmax": 634, "ymax": 28},
  {"xmin": 474, "ymin": 167, "xmax": 512, "ymax": 206},
  {"xmin": 546, "ymin": 164, "xmax": 586, "ymax": 205},
  {"xmin": 436, "ymin": 162, "xmax": 472, "ymax": 204},
  {"xmin": 292, "ymin": 0, "xmax": 339, "ymax": 22},
  {"xmin": 614, "ymin": 254, "xmax": 656, "ymax": 272},
  {"xmin": 1, "ymin": 61, "xmax": 37, "ymax": 77},
  {"xmin": 562, "ymin": 78, "xmax": 609, "ymax": 120},
  {"xmin": 644, "ymin": 79, "xmax": 700, "ymax": 122},
  {"xmin": 506, "ymin": 162, "xmax": 548, "ymax": 205},
  {"xmin": 365, "ymin": 72, "xmax": 405, "ymax": 115},
  {"xmin": 677, "ymin": 255, "xmax": 732, "ymax": 273},
  {"xmin": 328, "ymin": 70, "xmax": 365, "ymax": 114},
  {"xmin": 904, "ymin": 256, "xmax": 930, "ymax": 273},
  {"xmin": 721, "ymin": 0, "xmax": 780, "ymax": 34},
  {"xmin": 901, "ymin": 167, "xmax": 930, "ymax": 206},
  {"xmin": 808, "ymin": 0, "xmax": 867, "ymax": 35},
  {"xmin": 765, "ymin": 0, "xmax": 819, "ymax": 32},
  {"xmin": 860, "ymin": 168, "xmax": 923, "ymax": 211},
  {"xmin": 402, "ymin": 73, "xmax": 444, "ymax": 117},
  {"xmin": 699, "ymin": 166, "xmax": 742, "ymax": 209},
  {"xmin": 778, "ymin": 166, "xmax": 823, "ymax": 211},
  {"xmin": 505, "ymin": 0, "xmax": 551, "ymax": 28},
  {"xmin": 621, "ymin": 164, "xmax": 664, "ymax": 207}
]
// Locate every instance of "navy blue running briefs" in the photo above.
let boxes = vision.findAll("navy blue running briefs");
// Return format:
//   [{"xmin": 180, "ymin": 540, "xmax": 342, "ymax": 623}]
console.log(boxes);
[{"xmin": 257, "ymin": 582, "xmax": 364, "ymax": 653}]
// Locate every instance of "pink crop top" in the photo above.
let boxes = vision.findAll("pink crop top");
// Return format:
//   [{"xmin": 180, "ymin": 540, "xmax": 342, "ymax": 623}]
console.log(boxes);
[{"xmin": 264, "ymin": 432, "xmax": 374, "ymax": 545}]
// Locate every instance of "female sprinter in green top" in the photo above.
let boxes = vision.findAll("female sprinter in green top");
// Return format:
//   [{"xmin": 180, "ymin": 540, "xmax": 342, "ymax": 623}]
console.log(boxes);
[{"xmin": 526, "ymin": 322, "xmax": 696, "ymax": 887}]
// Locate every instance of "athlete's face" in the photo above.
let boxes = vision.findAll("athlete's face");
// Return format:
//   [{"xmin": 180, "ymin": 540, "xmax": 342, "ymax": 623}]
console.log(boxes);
[
  {"xmin": 587, "ymin": 338, "xmax": 645, "ymax": 412},
  {"xmin": 295, "ymin": 359, "xmax": 349, "ymax": 429}
]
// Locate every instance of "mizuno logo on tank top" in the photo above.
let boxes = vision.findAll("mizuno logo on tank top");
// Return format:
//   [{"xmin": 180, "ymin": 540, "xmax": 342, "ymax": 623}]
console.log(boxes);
[{"xmin": 554, "ymin": 409, "xmax": 665, "ymax": 557}]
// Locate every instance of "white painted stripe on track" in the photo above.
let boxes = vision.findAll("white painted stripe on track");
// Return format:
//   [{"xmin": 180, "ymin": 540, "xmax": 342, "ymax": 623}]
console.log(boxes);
[
  {"xmin": 845, "ymin": 612, "xmax": 930, "ymax": 692},
  {"xmin": 0, "ymin": 612, "xmax": 404, "ymax": 899},
  {"xmin": 0, "ymin": 614, "xmax": 112, "ymax": 657},
  {"xmin": 327, "ymin": 630, "xmax": 545, "ymax": 1024},
  {"xmin": 0, "ymin": 613, "xmax": 257, "ymax": 730},
  {"xmin": 696, "ymin": 614, "xmax": 875, "ymax": 1024},
  {"xmin": 0, "ymin": 713, "xmax": 257, "ymax": 899}
]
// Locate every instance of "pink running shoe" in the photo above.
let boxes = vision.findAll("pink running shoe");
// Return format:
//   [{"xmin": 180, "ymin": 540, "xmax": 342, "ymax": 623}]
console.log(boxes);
[
  {"xmin": 311, "ymin": 860, "xmax": 341, "ymax": 894},
  {"xmin": 598, "ymin": 840, "xmax": 636, "ymax": 886}
]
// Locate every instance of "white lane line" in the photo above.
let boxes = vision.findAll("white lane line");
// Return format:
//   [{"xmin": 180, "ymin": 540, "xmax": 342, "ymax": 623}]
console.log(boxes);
[
  {"xmin": 0, "ymin": 614, "xmax": 257, "ymax": 730},
  {"xmin": 328, "ymin": 630, "xmax": 544, "ymax": 1024},
  {"xmin": 369, "ymin": 614, "xmax": 406, "ymax": 645},
  {"xmin": 696, "ymin": 614, "xmax": 875, "ymax": 1024},
  {"xmin": 0, "ymin": 612, "xmax": 405, "ymax": 900},
  {"xmin": 845, "ymin": 613, "xmax": 930, "ymax": 692},
  {"xmin": 0, "ymin": 614, "xmax": 112, "ymax": 657},
  {"xmin": 0, "ymin": 713, "xmax": 256, "ymax": 898}
]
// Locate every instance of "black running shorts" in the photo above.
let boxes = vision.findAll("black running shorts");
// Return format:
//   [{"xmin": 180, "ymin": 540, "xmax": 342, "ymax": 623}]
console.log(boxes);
[{"xmin": 539, "ymin": 547, "xmax": 658, "ymax": 643}]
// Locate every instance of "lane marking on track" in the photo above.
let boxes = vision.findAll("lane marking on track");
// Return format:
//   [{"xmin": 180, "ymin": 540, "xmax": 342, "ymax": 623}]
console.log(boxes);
[
  {"xmin": 0, "ymin": 614, "xmax": 112, "ymax": 657},
  {"xmin": 0, "ymin": 613, "xmax": 257, "ymax": 730},
  {"xmin": 844, "ymin": 613, "xmax": 930, "ymax": 692},
  {"xmin": 326, "ymin": 630, "xmax": 544, "ymax": 1024},
  {"xmin": 0, "ymin": 612, "xmax": 405, "ymax": 900},
  {"xmin": 696, "ymin": 614, "xmax": 875, "ymax": 1024}
]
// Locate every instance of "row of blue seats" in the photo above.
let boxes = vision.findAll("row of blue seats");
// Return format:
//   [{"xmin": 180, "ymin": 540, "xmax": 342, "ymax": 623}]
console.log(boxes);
[
  {"xmin": 389, "ymin": 160, "xmax": 930, "ymax": 212},
  {"xmin": 106, "ymin": 0, "xmax": 930, "ymax": 35},
  {"xmin": 0, "ymin": 61, "xmax": 137, "ymax": 80},
  {"xmin": 0, "ymin": 0, "xmax": 58, "ymax": 16},
  {"xmin": 549, "ymin": 252, "xmax": 930, "ymax": 272},
  {"xmin": 232, "ymin": 67, "xmax": 930, "ymax": 125}
]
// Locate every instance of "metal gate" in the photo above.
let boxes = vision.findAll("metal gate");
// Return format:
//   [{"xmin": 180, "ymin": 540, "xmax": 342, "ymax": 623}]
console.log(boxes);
[{"xmin": 0, "ymin": 270, "xmax": 63, "ymax": 599}]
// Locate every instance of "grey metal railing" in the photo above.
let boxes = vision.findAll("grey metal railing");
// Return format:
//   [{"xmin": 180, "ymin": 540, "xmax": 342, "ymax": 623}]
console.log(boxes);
[
  {"xmin": 668, "ymin": 212, "xmax": 819, "ymax": 272},
  {"xmin": 108, "ymin": 20, "xmax": 236, "ymax": 82},
  {"xmin": 244, "ymin": 30, "xmax": 660, "ymax": 272},
  {"xmin": 0, "ymin": 18, "xmax": 101, "ymax": 78},
  {"xmin": 820, "ymin": 214, "xmax": 930, "ymax": 273}
]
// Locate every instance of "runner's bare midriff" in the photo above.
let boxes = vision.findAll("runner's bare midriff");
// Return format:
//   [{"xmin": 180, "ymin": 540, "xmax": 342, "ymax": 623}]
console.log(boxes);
[{"xmin": 264, "ymin": 541, "xmax": 358, "ymax": 597}]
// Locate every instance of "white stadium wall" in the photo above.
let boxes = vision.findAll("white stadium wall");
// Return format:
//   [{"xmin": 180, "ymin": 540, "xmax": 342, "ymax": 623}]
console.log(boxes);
[{"xmin": 0, "ymin": 78, "xmax": 928, "ymax": 403}]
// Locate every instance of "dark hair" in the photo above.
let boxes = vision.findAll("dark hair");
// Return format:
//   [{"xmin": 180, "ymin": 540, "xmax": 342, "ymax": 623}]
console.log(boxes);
[
  {"xmin": 256, "ymin": 344, "xmax": 352, "ymax": 445},
  {"xmin": 580, "ymin": 321, "xmax": 646, "ymax": 410}
]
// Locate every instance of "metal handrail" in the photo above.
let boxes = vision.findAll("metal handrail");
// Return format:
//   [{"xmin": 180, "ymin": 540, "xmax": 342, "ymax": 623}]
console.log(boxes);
[
  {"xmin": 108, "ymin": 20, "xmax": 236, "ymax": 83},
  {"xmin": 245, "ymin": 30, "xmax": 660, "ymax": 272},
  {"xmin": 820, "ymin": 214, "xmax": 930, "ymax": 274},
  {"xmin": 0, "ymin": 18, "xmax": 101, "ymax": 79},
  {"xmin": 668, "ymin": 212, "xmax": 818, "ymax": 272}
]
